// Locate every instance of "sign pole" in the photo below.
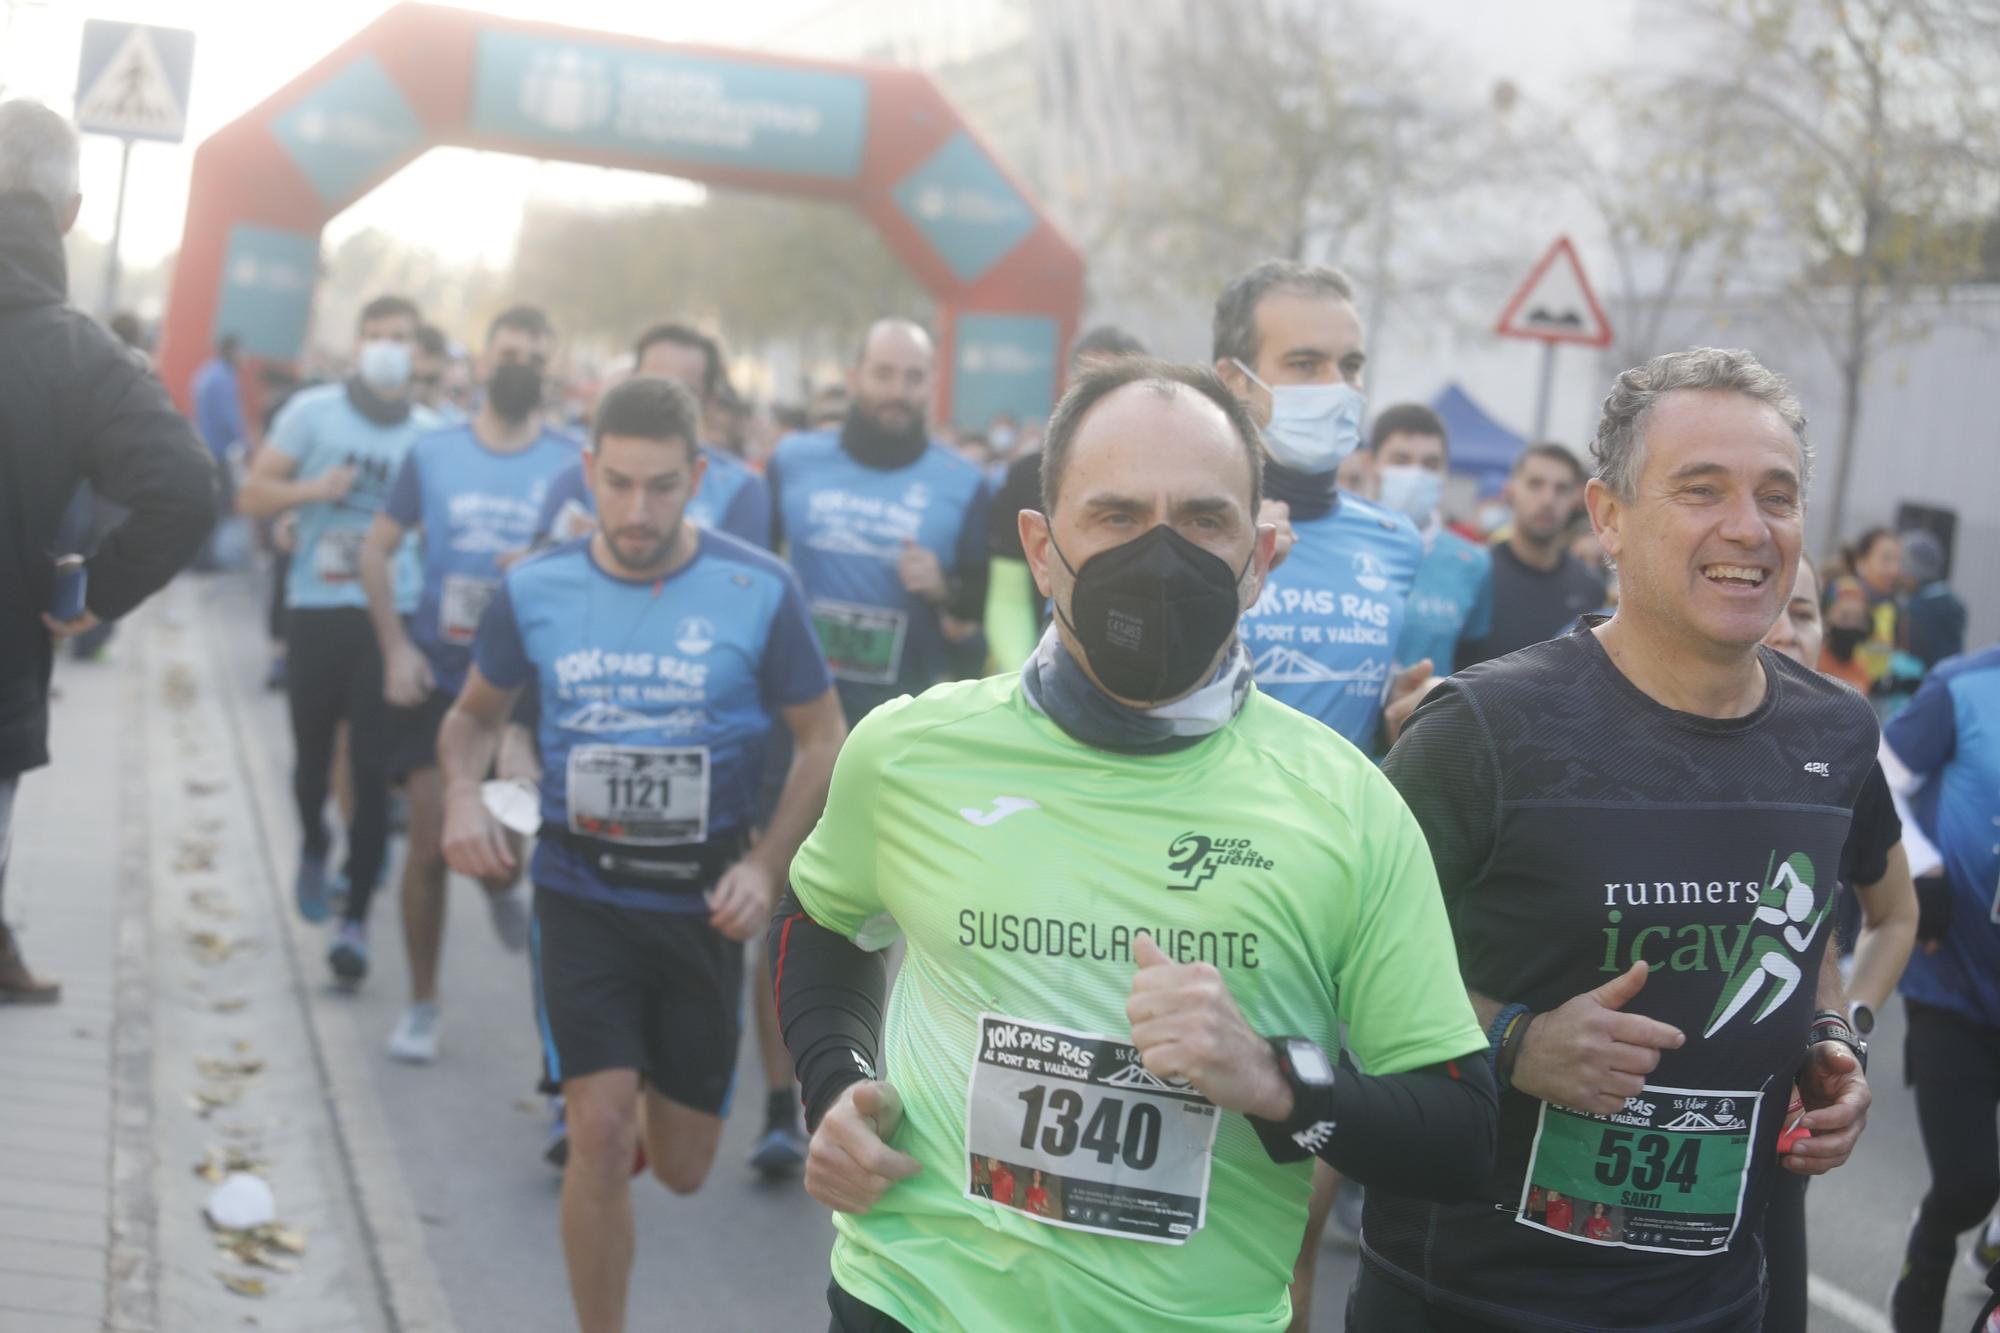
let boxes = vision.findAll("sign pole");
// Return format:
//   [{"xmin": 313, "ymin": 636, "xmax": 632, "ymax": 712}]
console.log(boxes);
[
  {"xmin": 1532, "ymin": 339, "xmax": 1556, "ymax": 441},
  {"xmin": 101, "ymin": 136, "xmax": 132, "ymax": 316}
]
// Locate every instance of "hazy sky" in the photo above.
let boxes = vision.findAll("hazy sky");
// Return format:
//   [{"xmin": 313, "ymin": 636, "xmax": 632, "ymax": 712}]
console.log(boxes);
[
  {"xmin": 1, "ymin": 0, "xmax": 828, "ymax": 268},
  {"xmin": 2, "ymin": 0, "xmax": 1638, "ymax": 283}
]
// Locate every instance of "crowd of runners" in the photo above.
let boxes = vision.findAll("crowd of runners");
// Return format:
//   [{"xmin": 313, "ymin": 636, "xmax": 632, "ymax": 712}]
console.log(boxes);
[{"xmin": 5, "ymin": 94, "xmax": 2000, "ymax": 1333}]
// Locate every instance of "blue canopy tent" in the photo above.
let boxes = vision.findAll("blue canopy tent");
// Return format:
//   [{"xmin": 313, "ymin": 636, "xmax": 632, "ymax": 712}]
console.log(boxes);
[{"xmin": 1430, "ymin": 382, "xmax": 1524, "ymax": 494}]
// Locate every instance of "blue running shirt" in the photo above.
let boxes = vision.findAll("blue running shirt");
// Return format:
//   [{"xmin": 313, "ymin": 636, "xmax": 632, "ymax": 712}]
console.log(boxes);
[
  {"xmin": 1396, "ymin": 527, "xmax": 1493, "ymax": 677},
  {"xmin": 267, "ymin": 383, "xmax": 432, "ymax": 612},
  {"xmin": 385, "ymin": 423, "xmax": 580, "ymax": 695},
  {"xmin": 532, "ymin": 447, "xmax": 774, "ymax": 550},
  {"xmin": 1239, "ymin": 493, "xmax": 1423, "ymax": 746},
  {"xmin": 474, "ymin": 532, "xmax": 831, "ymax": 910},
  {"xmin": 1885, "ymin": 645, "xmax": 2000, "ymax": 1028},
  {"xmin": 769, "ymin": 429, "xmax": 990, "ymax": 714}
]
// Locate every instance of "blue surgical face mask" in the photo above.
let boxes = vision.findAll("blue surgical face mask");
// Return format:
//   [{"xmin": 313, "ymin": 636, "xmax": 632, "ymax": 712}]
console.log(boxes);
[
  {"xmin": 356, "ymin": 339, "xmax": 412, "ymax": 394},
  {"xmin": 1233, "ymin": 359, "xmax": 1364, "ymax": 474},
  {"xmin": 1377, "ymin": 464, "xmax": 1443, "ymax": 525}
]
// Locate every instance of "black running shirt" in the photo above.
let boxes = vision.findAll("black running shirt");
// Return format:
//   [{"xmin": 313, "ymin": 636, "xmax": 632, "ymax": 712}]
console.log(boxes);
[{"xmin": 1366, "ymin": 619, "xmax": 1879, "ymax": 1332}]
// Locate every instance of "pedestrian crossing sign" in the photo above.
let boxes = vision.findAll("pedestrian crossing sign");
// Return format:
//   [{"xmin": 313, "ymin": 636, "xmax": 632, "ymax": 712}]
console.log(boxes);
[{"xmin": 74, "ymin": 20, "xmax": 196, "ymax": 143}]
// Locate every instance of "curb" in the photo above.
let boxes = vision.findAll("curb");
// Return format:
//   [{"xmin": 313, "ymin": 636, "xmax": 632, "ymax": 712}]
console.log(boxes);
[{"xmin": 196, "ymin": 580, "xmax": 460, "ymax": 1333}]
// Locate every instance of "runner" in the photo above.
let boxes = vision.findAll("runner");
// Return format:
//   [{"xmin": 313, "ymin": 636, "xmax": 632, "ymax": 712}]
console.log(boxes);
[
  {"xmin": 1456, "ymin": 444, "xmax": 1607, "ymax": 668},
  {"xmin": 534, "ymin": 320, "xmax": 803, "ymax": 1169},
  {"xmin": 1757, "ymin": 556, "xmax": 1918, "ymax": 1333},
  {"xmin": 534, "ymin": 323, "xmax": 771, "ymax": 549},
  {"xmin": 237, "ymin": 294, "xmax": 435, "ymax": 945},
  {"xmin": 1358, "ymin": 347, "xmax": 1877, "ymax": 1332},
  {"xmin": 1212, "ymin": 259, "xmax": 1428, "ymax": 750},
  {"xmin": 772, "ymin": 360, "xmax": 1495, "ymax": 1332},
  {"xmin": 1881, "ymin": 641, "xmax": 2000, "ymax": 1333},
  {"xmin": 1369, "ymin": 402, "xmax": 1494, "ymax": 677},
  {"xmin": 360, "ymin": 305, "xmax": 578, "ymax": 1050},
  {"xmin": 768, "ymin": 318, "xmax": 991, "ymax": 726},
  {"xmin": 439, "ymin": 376, "xmax": 844, "ymax": 1333}
]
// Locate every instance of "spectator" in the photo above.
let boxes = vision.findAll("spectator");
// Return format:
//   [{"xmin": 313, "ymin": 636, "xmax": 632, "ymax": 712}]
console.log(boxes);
[
  {"xmin": 1899, "ymin": 528, "xmax": 1965, "ymax": 671},
  {"xmin": 190, "ymin": 331, "xmax": 246, "ymax": 569},
  {"xmin": 0, "ymin": 99, "xmax": 217, "ymax": 1000}
]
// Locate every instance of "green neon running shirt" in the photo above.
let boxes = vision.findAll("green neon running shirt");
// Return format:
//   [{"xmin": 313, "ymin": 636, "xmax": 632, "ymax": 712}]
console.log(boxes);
[{"xmin": 790, "ymin": 674, "xmax": 1485, "ymax": 1332}]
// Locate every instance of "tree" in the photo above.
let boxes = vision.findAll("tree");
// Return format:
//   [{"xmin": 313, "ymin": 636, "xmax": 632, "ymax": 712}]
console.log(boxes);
[
  {"xmin": 510, "ymin": 191, "xmax": 927, "ymax": 376},
  {"xmin": 1589, "ymin": 0, "xmax": 2000, "ymax": 538}
]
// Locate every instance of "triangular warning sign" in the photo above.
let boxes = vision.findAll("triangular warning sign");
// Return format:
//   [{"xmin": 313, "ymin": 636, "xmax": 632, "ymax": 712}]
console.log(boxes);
[
  {"xmin": 76, "ymin": 29, "xmax": 186, "ymax": 140},
  {"xmin": 1495, "ymin": 236, "xmax": 1613, "ymax": 347}
]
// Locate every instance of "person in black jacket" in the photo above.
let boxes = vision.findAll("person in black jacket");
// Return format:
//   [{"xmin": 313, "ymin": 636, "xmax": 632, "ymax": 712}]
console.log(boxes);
[{"xmin": 0, "ymin": 100, "xmax": 217, "ymax": 1001}]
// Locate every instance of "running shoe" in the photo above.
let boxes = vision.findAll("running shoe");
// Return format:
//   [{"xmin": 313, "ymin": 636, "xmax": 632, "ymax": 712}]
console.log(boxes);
[
  {"xmin": 750, "ymin": 1124, "xmax": 808, "ymax": 1178},
  {"xmin": 544, "ymin": 1097, "xmax": 568, "ymax": 1169},
  {"xmin": 486, "ymin": 887, "xmax": 530, "ymax": 954},
  {"xmin": 295, "ymin": 853, "xmax": 331, "ymax": 923},
  {"xmin": 387, "ymin": 1003, "xmax": 441, "ymax": 1064},
  {"xmin": 1967, "ymin": 1216, "xmax": 2000, "ymax": 1279},
  {"xmin": 328, "ymin": 921, "xmax": 368, "ymax": 983}
]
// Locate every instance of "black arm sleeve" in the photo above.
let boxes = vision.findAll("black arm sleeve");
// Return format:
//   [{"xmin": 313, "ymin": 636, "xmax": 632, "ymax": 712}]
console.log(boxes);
[
  {"xmin": 1318, "ymin": 1052, "xmax": 1498, "ymax": 1201},
  {"xmin": 768, "ymin": 883, "xmax": 886, "ymax": 1131},
  {"xmin": 944, "ymin": 481, "xmax": 993, "ymax": 623}
]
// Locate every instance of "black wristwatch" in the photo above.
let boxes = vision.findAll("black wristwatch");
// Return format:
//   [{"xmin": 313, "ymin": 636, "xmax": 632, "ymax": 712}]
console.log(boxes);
[
  {"xmin": 1808, "ymin": 1009, "xmax": 1868, "ymax": 1072},
  {"xmin": 1249, "ymin": 1037, "xmax": 1339, "ymax": 1164}
]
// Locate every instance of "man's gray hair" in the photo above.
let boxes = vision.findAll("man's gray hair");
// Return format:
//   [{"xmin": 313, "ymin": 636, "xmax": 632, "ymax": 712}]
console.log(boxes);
[
  {"xmin": 1211, "ymin": 259, "xmax": 1356, "ymax": 365},
  {"xmin": 0, "ymin": 100, "xmax": 80, "ymax": 213},
  {"xmin": 1592, "ymin": 347, "xmax": 1810, "ymax": 500}
]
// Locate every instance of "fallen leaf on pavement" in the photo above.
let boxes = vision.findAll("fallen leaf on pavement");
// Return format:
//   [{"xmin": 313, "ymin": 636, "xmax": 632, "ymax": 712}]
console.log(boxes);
[
  {"xmin": 209, "ymin": 997, "xmax": 249, "ymax": 1014},
  {"xmin": 185, "ymin": 778, "xmax": 224, "ymax": 796},
  {"xmin": 187, "ymin": 890, "xmax": 236, "ymax": 918},
  {"xmin": 195, "ymin": 1055, "xmax": 265, "ymax": 1081},
  {"xmin": 214, "ymin": 1271, "xmax": 267, "ymax": 1298},
  {"xmin": 186, "ymin": 931, "xmax": 250, "ymax": 965},
  {"xmin": 189, "ymin": 1085, "xmax": 243, "ymax": 1117}
]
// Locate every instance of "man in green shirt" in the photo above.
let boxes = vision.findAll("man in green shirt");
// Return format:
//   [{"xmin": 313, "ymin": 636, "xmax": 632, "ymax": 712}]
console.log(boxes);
[{"xmin": 770, "ymin": 358, "xmax": 1496, "ymax": 1332}]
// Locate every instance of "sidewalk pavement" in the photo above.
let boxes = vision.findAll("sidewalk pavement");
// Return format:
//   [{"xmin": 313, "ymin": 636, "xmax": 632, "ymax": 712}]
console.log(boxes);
[{"xmin": 0, "ymin": 581, "xmax": 453, "ymax": 1333}]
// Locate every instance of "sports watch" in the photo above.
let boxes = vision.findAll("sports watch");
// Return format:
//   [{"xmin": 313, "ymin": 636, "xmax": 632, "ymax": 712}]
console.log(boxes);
[
  {"xmin": 1808, "ymin": 1008, "xmax": 1868, "ymax": 1072},
  {"xmin": 1249, "ymin": 1037, "xmax": 1339, "ymax": 1164},
  {"xmin": 1847, "ymin": 1002, "xmax": 1876, "ymax": 1038}
]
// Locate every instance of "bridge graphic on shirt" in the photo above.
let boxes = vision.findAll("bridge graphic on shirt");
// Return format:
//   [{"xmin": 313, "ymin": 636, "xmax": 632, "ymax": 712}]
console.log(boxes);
[{"xmin": 1252, "ymin": 647, "xmax": 1392, "ymax": 686}]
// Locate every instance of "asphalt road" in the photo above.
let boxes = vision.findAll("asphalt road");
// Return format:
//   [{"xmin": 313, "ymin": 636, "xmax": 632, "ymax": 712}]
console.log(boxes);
[{"xmin": 195, "ymin": 567, "xmax": 1977, "ymax": 1332}]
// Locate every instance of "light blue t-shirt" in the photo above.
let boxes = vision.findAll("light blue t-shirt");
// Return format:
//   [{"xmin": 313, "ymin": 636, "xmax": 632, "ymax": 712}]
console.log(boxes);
[
  {"xmin": 1239, "ymin": 491, "xmax": 1423, "ymax": 746},
  {"xmin": 384, "ymin": 423, "xmax": 581, "ymax": 695},
  {"xmin": 769, "ymin": 429, "xmax": 990, "ymax": 717},
  {"xmin": 474, "ymin": 533, "xmax": 832, "ymax": 911},
  {"xmin": 532, "ymin": 446, "xmax": 773, "ymax": 550},
  {"xmin": 1396, "ymin": 525, "xmax": 1493, "ymax": 677},
  {"xmin": 1886, "ymin": 646, "xmax": 2000, "ymax": 1028},
  {"xmin": 268, "ymin": 382, "xmax": 430, "ymax": 612}
]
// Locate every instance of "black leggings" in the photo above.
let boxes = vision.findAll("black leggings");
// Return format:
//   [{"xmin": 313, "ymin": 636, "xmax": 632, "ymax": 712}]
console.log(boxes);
[
  {"xmin": 1761, "ymin": 1165, "xmax": 1809, "ymax": 1332},
  {"xmin": 284, "ymin": 607, "xmax": 393, "ymax": 923},
  {"xmin": 1903, "ymin": 998, "xmax": 2000, "ymax": 1273},
  {"xmin": 826, "ymin": 1281, "xmax": 910, "ymax": 1332}
]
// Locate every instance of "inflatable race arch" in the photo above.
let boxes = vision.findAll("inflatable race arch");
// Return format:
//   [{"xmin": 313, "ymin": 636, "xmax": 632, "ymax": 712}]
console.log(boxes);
[{"xmin": 158, "ymin": 3, "xmax": 1085, "ymax": 428}]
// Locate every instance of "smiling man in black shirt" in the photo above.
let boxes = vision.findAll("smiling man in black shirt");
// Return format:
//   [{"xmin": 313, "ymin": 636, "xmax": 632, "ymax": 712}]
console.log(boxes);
[{"xmin": 1359, "ymin": 348, "xmax": 1878, "ymax": 1332}]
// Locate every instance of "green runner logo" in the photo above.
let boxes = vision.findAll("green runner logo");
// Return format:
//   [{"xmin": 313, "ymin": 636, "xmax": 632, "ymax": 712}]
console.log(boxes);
[{"xmin": 1702, "ymin": 851, "xmax": 1827, "ymax": 1038}]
